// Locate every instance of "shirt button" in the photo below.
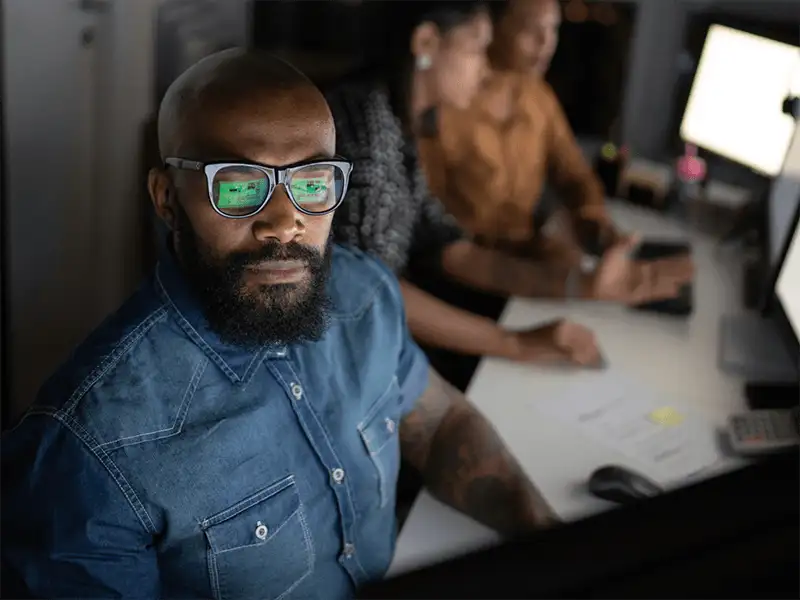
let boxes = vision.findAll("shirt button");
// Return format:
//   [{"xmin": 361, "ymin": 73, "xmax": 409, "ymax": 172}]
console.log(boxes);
[
  {"xmin": 255, "ymin": 522, "xmax": 269, "ymax": 540},
  {"xmin": 331, "ymin": 467, "xmax": 345, "ymax": 483},
  {"xmin": 385, "ymin": 418, "xmax": 396, "ymax": 434},
  {"xmin": 343, "ymin": 543, "xmax": 355, "ymax": 558},
  {"xmin": 290, "ymin": 383, "xmax": 303, "ymax": 400}
]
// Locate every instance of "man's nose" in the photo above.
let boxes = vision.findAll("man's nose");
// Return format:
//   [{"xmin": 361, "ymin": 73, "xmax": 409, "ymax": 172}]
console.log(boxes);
[{"xmin": 251, "ymin": 185, "xmax": 304, "ymax": 244}]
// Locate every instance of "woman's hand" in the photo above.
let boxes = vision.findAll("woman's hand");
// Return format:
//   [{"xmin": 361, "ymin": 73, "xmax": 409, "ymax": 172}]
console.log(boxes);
[{"xmin": 504, "ymin": 319, "xmax": 603, "ymax": 367}]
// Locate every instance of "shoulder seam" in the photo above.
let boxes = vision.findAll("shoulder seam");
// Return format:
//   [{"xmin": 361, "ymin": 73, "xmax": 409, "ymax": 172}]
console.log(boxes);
[
  {"xmin": 63, "ymin": 306, "xmax": 169, "ymax": 415},
  {"xmin": 25, "ymin": 408, "xmax": 159, "ymax": 536}
]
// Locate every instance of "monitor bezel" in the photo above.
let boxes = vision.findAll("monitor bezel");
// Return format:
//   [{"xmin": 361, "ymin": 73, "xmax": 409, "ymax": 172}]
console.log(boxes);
[
  {"xmin": 678, "ymin": 23, "xmax": 800, "ymax": 178},
  {"xmin": 359, "ymin": 453, "xmax": 800, "ymax": 599},
  {"xmin": 762, "ymin": 187, "xmax": 800, "ymax": 360},
  {"xmin": 671, "ymin": 10, "xmax": 800, "ymax": 163}
]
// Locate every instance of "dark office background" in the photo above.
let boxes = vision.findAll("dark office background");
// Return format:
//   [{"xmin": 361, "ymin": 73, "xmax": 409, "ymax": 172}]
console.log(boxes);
[
  {"xmin": 545, "ymin": 2, "xmax": 636, "ymax": 138},
  {"xmin": 252, "ymin": 1, "xmax": 638, "ymax": 139},
  {"xmin": 1, "ymin": 3, "xmax": 6, "ymax": 427},
  {"xmin": 0, "ymin": 0, "xmax": 800, "ymax": 428}
]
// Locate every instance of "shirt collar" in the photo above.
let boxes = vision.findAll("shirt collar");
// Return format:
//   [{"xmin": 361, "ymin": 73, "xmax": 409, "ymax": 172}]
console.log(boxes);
[{"xmin": 154, "ymin": 248, "xmax": 287, "ymax": 385}]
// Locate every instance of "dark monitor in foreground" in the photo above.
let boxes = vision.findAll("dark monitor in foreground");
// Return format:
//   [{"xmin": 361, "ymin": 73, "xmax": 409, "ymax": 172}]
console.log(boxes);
[{"xmin": 360, "ymin": 453, "xmax": 799, "ymax": 599}]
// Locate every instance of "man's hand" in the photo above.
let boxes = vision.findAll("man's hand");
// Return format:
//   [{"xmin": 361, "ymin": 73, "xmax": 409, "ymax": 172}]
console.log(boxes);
[
  {"xmin": 586, "ymin": 235, "xmax": 695, "ymax": 305},
  {"xmin": 504, "ymin": 319, "xmax": 602, "ymax": 367},
  {"xmin": 401, "ymin": 369, "xmax": 558, "ymax": 536}
]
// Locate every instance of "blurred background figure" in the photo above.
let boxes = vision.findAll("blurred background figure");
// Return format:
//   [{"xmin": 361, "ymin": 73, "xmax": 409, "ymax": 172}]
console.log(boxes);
[
  {"xmin": 421, "ymin": 0, "xmax": 622, "ymax": 265},
  {"xmin": 325, "ymin": 1, "xmax": 608, "ymax": 394}
]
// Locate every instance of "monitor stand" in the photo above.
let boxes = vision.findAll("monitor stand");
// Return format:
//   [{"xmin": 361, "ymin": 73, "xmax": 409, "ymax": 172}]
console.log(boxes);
[{"xmin": 718, "ymin": 312, "xmax": 798, "ymax": 382}]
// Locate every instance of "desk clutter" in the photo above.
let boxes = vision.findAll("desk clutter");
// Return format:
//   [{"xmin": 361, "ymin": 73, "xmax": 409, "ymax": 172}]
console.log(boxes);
[
  {"xmin": 593, "ymin": 146, "xmax": 754, "ymax": 237},
  {"xmin": 536, "ymin": 370, "xmax": 728, "ymax": 486}
]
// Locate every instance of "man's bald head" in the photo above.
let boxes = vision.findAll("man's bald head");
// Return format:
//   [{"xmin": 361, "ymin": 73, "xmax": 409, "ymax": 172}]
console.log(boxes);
[
  {"xmin": 149, "ymin": 50, "xmax": 339, "ymax": 348},
  {"xmin": 157, "ymin": 49, "xmax": 333, "ymax": 160}
]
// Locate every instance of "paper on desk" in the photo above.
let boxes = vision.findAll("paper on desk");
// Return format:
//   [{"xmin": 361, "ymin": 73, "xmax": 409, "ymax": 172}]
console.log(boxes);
[{"xmin": 537, "ymin": 372, "xmax": 725, "ymax": 485}]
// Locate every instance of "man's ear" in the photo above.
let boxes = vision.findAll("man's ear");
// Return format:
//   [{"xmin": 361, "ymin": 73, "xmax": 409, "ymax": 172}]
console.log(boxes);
[
  {"xmin": 148, "ymin": 168, "xmax": 176, "ymax": 230},
  {"xmin": 410, "ymin": 21, "xmax": 441, "ymax": 63}
]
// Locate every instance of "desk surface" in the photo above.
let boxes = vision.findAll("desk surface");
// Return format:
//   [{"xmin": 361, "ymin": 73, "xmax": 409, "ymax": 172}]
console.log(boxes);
[{"xmin": 388, "ymin": 201, "xmax": 748, "ymax": 576}]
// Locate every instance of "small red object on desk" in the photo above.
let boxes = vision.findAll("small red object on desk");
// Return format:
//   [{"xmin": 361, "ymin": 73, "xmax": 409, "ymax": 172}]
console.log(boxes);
[{"xmin": 676, "ymin": 143, "xmax": 707, "ymax": 183}]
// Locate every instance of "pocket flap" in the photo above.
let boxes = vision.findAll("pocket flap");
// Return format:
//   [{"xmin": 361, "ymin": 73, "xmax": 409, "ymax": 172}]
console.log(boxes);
[
  {"xmin": 358, "ymin": 376, "xmax": 401, "ymax": 455},
  {"xmin": 201, "ymin": 474, "xmax": 299, "ymax": 554}
]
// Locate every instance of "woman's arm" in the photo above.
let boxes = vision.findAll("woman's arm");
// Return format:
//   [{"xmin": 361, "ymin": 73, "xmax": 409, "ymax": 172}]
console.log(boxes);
[
  {"xmin": 441, "ymin": 239, "xmax": 585, "ymax": 299},
  {"xmin": 399, "ymin": 279, "xmax": 517, "ymax": 358}
]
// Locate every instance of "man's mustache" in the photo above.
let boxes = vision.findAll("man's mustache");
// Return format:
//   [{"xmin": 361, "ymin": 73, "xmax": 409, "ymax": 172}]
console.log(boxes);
[{"xmin": 227, "ymin": 241, "xmax": 323, "ymax": 271}]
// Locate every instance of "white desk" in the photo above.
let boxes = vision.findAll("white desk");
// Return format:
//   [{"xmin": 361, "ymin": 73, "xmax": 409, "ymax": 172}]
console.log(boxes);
[{"xmin": 388, "ymin": 202, "xmax": 748, "ymax": 576}]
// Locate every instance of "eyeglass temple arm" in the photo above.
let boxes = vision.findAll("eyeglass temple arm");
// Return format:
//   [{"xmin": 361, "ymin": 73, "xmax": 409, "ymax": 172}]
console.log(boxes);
[{"xmin": 164, "ymin": 158, "xmax": 204, "ymax": 171}]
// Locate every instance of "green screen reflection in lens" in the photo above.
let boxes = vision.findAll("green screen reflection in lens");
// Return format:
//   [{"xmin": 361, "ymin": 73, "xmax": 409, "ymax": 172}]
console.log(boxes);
[
  {"xmin": 291, "ymin": 176, "xmax": 329, "ymax": 205},
  {"xmin": 217, "ymin": 178, "xmax": 268, "ymax": 209}
]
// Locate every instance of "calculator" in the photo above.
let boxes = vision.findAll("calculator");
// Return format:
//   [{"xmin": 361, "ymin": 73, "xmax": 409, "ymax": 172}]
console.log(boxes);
[{"xmin": 727, "ymin": 408, "xmax": 800, "ymax": 456}]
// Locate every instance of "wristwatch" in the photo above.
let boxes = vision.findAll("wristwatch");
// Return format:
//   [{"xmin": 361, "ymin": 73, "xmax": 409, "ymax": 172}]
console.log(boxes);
[{"xmin": 566, "ymin": 256, "xmax": 598, "ymax": 299}]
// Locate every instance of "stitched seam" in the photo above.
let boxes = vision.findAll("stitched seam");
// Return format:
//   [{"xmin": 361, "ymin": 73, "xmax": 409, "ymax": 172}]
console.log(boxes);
[
  {"xmin": 360, "ymin": 431, "xmax": 394, "ymax": 457},
  {"xmin": 98, "ymin": 356, "xmax": 209, "ymax": 451},
  {"xmin": 28, "ymin": 408, "xmax": 158, "ymax": 535},
  {"xmin": 201, "ymin": 475, "xmax": 296, "ymax": 528},
  {"xmin": 357, "ymin": 376, "xmax": 399, "ymax": 431},
  {"xmin": 63, "ymin": 307, "xmax": 168, "ymax": 415},
  {"xmin": 273, "ymin": 363, "xmax": 370, "ymax": 581},
  {"xmin": 274, "ymin": 506, "xmax": 315, "ymax": 600},
  {"xmin": 207, "ymin": 536, "xmax": 221, "ymax": 600},
  {"xmin": 212, "ymin": 506, "xmax": 301, "ymax": 556},
  {"xmin": 329, "ymin": 256, "xmax": 395, "ymax": 322},
  {"xmin": 155, "ymin": 266, "xmax": 240, "ymax": 383},
  {"xmin": 239, "ymin": 350, "xmax": 268, "ymax": 389}
]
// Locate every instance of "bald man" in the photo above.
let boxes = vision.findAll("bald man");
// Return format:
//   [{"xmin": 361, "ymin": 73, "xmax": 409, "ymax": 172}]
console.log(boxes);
[{"xmin": 1, "ymin": 50, "xmax": 556, "ymax": 599}]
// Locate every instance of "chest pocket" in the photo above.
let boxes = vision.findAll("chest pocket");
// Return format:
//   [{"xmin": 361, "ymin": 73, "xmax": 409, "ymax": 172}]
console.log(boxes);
[
  {"xmin": 201, "ymin": 475, "xmax": 313, "ymax": 600},
  {"xmin": 358, "ymin": 376, "xmax": 403, "ymax": 508}
]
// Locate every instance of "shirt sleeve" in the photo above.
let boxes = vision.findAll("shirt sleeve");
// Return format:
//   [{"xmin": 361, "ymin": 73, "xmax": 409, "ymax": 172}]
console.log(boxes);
[
  {"xmin": 542, "ymin": 82, "xmax": 615, "ymax": 243},
  {"xmin": 1, "ymin": 412, "xmax": 161, "ymax": 599},
  {"xmin": 396, "ymin": 310, "xmax": 431, "ymax": 418},
  {"xmin": 367, "ymin": 257, "xmax": 431, "ymax": 416}
]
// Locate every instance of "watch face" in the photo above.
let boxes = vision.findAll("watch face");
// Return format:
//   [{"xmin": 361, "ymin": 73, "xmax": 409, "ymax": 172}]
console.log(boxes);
[{"xmin": 581, "ymin": 255, "xmax": 599, "ymax": 273}]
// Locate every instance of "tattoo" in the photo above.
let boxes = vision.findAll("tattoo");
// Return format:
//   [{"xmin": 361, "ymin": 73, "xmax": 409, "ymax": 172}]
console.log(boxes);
[
  {"xmin": 399, "ymin": 368, "xmax": 457, "ymax": 471},
  {"xmin": 400, "ymin": 368, "xmax": 556, "ymax": 535}
]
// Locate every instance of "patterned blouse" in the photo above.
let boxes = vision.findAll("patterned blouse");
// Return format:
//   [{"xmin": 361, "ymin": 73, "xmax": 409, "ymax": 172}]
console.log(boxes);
[{"xmin": 325, "ymin": 79, "xmax": 464, "ymax": 277}]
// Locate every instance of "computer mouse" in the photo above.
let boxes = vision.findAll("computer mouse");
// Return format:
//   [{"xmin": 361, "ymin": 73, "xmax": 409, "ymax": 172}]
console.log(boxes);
[{"xmin": 587, "ymin": 465, "xmax": 664, "ymax": 505}]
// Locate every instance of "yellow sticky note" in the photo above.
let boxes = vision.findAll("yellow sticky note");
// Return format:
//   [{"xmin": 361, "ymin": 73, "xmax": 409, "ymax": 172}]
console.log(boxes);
[{"xmin": 649, "ymin": 406, "xmax": 685, "ymax": 426}]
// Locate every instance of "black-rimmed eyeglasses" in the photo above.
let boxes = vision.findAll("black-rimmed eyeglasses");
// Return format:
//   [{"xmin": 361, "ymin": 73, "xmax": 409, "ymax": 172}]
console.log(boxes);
[{"xmin": 164, "ymin": 157, "xmax": 354, "ymax": 219}]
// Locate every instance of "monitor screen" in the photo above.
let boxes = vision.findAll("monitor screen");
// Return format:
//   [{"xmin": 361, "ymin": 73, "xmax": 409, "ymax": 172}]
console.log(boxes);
[
  {"xmin": 680, "ymin": 25, "xmax": 800, "ymax": 177},
  {"xmin": 768, "ymin": 119, "xmax": 800, "ymax": 266},
  {"xmin": 776, "ymin": 207, "xmax": 800, "ymax": 343}
]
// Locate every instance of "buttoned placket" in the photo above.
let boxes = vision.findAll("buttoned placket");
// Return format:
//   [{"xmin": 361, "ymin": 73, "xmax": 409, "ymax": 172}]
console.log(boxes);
[{"xmin": 265, "ymin": 353, "xmax": 370, "ymax": 587}]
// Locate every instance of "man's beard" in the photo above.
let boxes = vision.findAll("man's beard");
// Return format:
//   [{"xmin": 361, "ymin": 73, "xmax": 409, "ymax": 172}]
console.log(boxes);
[{"xmin": 172, "ymin": 204, "xmax": 333, "ymax": 348}]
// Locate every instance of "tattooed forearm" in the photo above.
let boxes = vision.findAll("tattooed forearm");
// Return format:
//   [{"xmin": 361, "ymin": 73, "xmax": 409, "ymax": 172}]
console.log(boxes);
[{"xmin": 400, "ymin": 369, "xmax": 557, "ymax": 536}]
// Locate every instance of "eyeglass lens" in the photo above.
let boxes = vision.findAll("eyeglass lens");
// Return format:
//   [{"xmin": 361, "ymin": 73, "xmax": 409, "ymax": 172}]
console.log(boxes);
[{"xmin": 212, "ymin": 164, "xmax": 345, "ymax": 217}]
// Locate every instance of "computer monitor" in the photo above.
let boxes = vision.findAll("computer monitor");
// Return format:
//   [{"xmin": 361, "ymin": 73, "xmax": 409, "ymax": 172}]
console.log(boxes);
[
  {"xmin": 360, "ymin": 453, "xmax": 799, "ymax": 599},
  {"xmin": 770, "ymin": 195, "xmax": 800, "ymax": 359},
  {"xmin": 767, "ymin": 118, "xmax": 800, "ymax": 267},
  {"xmin": 680, "ymin": 24, "xmax": 799, "ymax": 177}
]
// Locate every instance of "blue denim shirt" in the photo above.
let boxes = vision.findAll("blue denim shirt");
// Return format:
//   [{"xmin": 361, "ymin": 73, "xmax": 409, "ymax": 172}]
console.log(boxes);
[{"xmin": 1, "ymin": 244, "xmax": 430, "ymax": 600}]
